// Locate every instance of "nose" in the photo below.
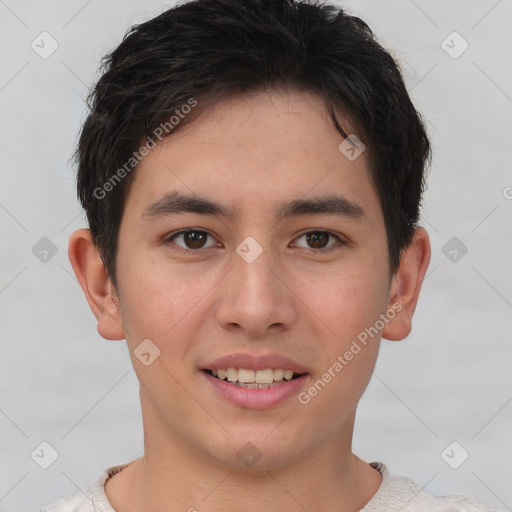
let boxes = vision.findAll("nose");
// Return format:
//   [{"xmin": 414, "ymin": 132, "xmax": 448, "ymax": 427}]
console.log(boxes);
[{"xmin": 215, "ymin": 245, "xmax": 299, "ymax": 338}]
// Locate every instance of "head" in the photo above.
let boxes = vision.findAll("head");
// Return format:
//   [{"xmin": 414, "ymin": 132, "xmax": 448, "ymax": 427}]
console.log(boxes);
[{"xmin": 69, "ymin": 0, "xmax": 431, "ymax": 471}]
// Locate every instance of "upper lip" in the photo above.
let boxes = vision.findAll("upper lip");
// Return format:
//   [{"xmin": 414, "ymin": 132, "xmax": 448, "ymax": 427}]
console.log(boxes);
[{"xmin": 203, "ymin": 353, "xmax": 308, "ymax": 373}]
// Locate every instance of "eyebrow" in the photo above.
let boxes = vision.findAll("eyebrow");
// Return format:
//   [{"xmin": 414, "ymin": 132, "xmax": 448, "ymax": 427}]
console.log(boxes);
[
  {"xmin": 142, "ymin": 190, "xmax": 366, "ymax": 221},
  {"xmin": 277, "ymin": 195, "xmax": 365, "ymax": 220}
]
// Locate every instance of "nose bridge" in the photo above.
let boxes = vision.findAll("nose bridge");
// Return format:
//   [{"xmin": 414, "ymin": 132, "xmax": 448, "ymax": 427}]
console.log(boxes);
[
  {"xmin": 232, "ymin": 240, "xmax": 280, "ymax": 309},
  {"xmin": 215, "ymin": 237, "xmax": 297, "ymax": 335}
]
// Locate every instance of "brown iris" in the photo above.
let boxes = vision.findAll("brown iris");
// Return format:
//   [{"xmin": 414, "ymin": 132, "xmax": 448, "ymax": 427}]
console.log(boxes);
[
  {"xmin": 183, "ymin": 230, "xmax": 208, "ymax": 249},
  {"xmin": 305, "ymin": 231, "xmax": 330, "ymax": 249}
]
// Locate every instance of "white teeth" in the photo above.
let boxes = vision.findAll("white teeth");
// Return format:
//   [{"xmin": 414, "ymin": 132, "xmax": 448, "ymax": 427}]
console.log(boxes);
[
  {"xmin": 273, "ymin": 368, "xmax": 284, "ymax": 381},
  {"xmin": 232, "ymin": 382, "xmax": 284, "ymax": 389},
  {"xmin": 209, "ymin": 367, "xmax": 301, "ymax": 385},
  {"xmin": 255, "ymin": 369, "xmax": 274, "ymax": 384},
  {"xmin": 226, "ymin": 367, "xmax": 238, "ymax": 382},
  {"xmin": 238, "ymin": 369, "xmax": 255, "ymax": 383}
]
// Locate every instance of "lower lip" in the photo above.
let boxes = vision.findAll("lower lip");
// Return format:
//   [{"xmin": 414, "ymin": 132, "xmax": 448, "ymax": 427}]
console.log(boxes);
[{"xmin": 201, "ymin": 371, "xmax": 309, "ymax": 409}]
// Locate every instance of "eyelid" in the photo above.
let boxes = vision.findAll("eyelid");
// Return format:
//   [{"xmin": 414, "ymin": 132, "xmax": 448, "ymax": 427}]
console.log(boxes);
[
  {"xmin": 165, "ymin": 229, "xmax": 221, "ymax": 252},
  {"xmin": 291, "ymin": 230, "xmax": 346, "ymax": 252},
  {"xmin": 164, "ymin": 228, "xmax": 346, "ymax": 253}
]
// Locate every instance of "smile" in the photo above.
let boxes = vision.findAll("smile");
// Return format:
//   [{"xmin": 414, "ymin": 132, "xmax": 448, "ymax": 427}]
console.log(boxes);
[{"xmin": 204, "ymin": 368, "xmax": 304, "ymax": 388}]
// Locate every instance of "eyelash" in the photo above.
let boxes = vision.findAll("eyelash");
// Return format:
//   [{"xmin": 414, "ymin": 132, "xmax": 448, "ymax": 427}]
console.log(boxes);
[{"xmin": 164, "ymin": 229, "xmax": 345, "ymax": 255}]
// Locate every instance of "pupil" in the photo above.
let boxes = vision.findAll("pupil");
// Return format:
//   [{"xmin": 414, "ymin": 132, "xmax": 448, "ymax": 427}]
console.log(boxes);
[
  {"xmin": 306, "ymin": 232, "xmax": 328, "ymax": 249},
  {"xmin": 184, "ymin": 231, "xmax": 206, "ymax": 249}
]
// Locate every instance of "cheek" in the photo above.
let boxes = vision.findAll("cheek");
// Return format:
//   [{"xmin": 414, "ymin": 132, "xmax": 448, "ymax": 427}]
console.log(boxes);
[
  {"xmin": 297, "ymin": 271, "xmax": 385, "ymax": 421},
  {"xmin": 303, "ymin": 260, "xmax": 390, "ymax": 346},
  {"xmin": 116, "ymin": 249, "xmax": 209, "ymax": 346}
]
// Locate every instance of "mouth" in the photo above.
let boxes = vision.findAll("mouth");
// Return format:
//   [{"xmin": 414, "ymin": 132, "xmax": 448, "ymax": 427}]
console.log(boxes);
[
  {"xmin": 202, "ymin": 368, "xmax": 306, "ymax": 389},
  {"xmin": 200, "ymin": 353, "xmax": 310, "ymax": 408}
]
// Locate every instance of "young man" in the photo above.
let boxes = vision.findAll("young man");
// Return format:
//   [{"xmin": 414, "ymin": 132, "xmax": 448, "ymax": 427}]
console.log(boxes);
[{"xmin": 40, "ymin": 0, "xmax": 500, "ymax": 510}]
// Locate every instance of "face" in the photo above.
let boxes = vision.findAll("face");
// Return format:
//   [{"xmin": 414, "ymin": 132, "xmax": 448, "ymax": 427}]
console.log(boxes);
[{"xmin": 114, "ymin": 89, "xmax": 394, "ymax": 470}]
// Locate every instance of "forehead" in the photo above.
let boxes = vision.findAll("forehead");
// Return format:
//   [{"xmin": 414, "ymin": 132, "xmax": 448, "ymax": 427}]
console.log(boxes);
[{"xmin": 123, "ymin": 89, "xmax": 380, "ymax": 221}]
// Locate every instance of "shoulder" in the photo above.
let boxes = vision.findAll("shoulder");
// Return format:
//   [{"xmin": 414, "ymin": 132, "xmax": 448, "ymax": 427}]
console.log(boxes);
[
  {"xmin": 362, "ymin": 462, "xmax": 504, "ymax": 512},
  {"xmin": 37, "ymin": 463, "xmax": 130, "ymax": 512}
]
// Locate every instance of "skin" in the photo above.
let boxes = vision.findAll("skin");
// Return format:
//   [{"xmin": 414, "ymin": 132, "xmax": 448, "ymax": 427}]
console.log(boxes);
[{"xmin": 69, "ymin": 89, "xmax": 430, "ymax": 512}]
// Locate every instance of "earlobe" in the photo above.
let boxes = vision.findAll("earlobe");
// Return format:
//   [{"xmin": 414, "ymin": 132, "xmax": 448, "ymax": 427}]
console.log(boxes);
[
  {"xmin": 68, "ymin": 229, "xmax": 125, "ymax": 341},
  {"xmin": 382, "ymin": 227, "xmax": 431, "ymax": 341}
]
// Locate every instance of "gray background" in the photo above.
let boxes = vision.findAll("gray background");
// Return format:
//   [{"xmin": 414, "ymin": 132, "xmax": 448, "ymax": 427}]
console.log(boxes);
[{"xmin": 0, "ymin": 0, "xmax": 511, "ymax": 511}]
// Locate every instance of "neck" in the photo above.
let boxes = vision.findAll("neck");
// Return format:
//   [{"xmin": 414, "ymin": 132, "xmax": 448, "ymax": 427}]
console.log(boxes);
[{"xmin": 105, "ymin": 399, "xmax": 381, "ymax": 512}]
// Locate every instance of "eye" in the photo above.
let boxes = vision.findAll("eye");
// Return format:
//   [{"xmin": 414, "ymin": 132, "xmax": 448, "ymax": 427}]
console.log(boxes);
[
  {"xmin": 166, "ymin": 229, "xmax": 219, "ymax": 251},
  {"xmin": 292, "ymin": 230, "xmax": 344, "ymax": 252}
]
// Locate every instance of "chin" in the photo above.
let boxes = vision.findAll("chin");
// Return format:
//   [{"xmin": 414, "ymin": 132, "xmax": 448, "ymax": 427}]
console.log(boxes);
[{"xmin": 200, "ymin": 431, "xmax": 309, "ymax": 473}]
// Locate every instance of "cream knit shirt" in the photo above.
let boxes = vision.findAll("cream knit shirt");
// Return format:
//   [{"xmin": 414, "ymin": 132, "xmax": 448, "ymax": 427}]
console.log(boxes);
[{"xmin": 39, "ymin": 461, "xmax": 503, "ymax": 512}]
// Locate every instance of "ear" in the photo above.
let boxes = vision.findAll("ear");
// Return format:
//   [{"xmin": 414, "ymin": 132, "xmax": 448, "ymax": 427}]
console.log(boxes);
[
  {"xmin": 68, "ymin": 229, "xmax": 125, "ymax": 340},
  {"xmin": 382, "ymin": 227, "xmax": 431, "ymax": 341}
]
